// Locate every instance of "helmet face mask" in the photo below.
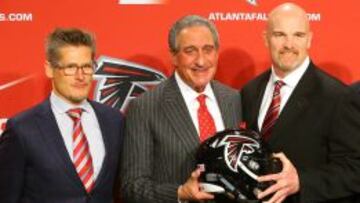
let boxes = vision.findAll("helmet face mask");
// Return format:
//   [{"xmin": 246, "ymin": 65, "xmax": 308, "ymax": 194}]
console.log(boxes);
[{"xmin": 196, "ymin": 129, "xmax": 282, "ymax": 202}]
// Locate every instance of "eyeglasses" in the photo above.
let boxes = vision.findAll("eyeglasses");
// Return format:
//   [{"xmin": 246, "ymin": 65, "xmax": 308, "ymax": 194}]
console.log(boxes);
[{"xmin": 53, "ymin": 62, "xmax": 97, "ymax": 76}]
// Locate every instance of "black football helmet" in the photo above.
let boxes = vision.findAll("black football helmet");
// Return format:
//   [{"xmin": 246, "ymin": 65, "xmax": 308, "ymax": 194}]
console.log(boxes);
[{"xmin": 196, "ymin": 128, "xmax": 282, "ymax": 203}]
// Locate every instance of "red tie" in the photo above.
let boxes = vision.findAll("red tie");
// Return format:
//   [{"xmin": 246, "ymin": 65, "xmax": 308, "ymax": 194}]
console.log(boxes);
[
  {"xmin": 67, "ymin": 108, "xmax": 95, "ymax": 193},
  {"xmin": 197, "ymin": 94, "xmax": 216, "ymax": 142},
  {"xmin": 261, "ymin": 80, "xmax": 285, "ymax": 140}
]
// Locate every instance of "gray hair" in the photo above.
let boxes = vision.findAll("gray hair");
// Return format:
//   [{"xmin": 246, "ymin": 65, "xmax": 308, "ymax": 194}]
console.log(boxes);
[
  {"xmin": 168, "ymin": 15, "xmax": 219, "ymax": 54},
  {"xmin": 45, "ymin": 28, "xmax": 96, "ymax": 66}
]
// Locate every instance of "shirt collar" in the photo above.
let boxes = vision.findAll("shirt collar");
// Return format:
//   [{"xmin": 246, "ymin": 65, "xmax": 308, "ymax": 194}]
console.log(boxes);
[
  {"xmin": 174, "ymin": 71, "xmax": 216, "ymax": 103},
  {"xmin": 270, "ymin": 56, "xmax": 310, "ymax": 88},
  {"xmin": 50, "ymin": 91, "xmax": 91, "ymax": 115}
]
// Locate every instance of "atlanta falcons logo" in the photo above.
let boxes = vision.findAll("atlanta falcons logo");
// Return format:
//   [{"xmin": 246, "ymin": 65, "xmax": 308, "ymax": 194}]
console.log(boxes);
[
  {"xmin": 246, "ymin": 0, "xmax": 258, "ymax": 6},
  {"xmin": 93, "ymin": 56, "xmax": 167, "ymax": 112},
  {"xmin": 216, "ymin": 134, "xmax": 260, "ymax": 179}
]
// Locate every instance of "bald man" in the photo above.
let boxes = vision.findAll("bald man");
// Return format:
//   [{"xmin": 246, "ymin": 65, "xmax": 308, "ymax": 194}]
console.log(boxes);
[{"xmin": 241, "ymin": 3, "xmax": 360, "ymax": 203}]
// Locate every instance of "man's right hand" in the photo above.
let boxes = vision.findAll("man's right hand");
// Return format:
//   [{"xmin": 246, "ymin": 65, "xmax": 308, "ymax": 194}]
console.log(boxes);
[{"xmin": 178, "ymin": 168, "xmax": 215, "ymax": 201}]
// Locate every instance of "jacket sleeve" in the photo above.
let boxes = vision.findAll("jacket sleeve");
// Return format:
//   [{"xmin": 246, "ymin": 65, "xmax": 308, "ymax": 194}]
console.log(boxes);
[
  {"xmin": 298, "ymin": 91, "xmax": 360, "ymax": 202},
  {"xmin": 0, "ymin": 119, "xmax": 26, "ymax": 203}
]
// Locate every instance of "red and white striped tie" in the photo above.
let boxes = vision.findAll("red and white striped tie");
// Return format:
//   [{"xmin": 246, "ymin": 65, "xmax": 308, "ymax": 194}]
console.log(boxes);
[
  {"xmin": 197, "ymin": 94, "xmax": 216, "ymax": 142},
  {"xmin": 261, "ymin": 80, "xmax": 285, "ymax": 140},
  {"xmin": 67, "ymin": 108, "xmax": 95, "ymax": 193}
]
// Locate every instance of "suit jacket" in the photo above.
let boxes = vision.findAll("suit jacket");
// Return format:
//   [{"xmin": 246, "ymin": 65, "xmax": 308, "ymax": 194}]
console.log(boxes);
[
  {"xmin": 120, "ymin": 76, "xmax": 242, "ymax": 203},
  {"xmin": 0, "ymin": 99, "xmax": 124, "ymax": 203},
  {"xmin": 351, "ymin": 81, "xmax": 360, "ymax": 94},
  {"xmin": 241, "ymin": 62, "xmax": 360, "ymax": 203}
]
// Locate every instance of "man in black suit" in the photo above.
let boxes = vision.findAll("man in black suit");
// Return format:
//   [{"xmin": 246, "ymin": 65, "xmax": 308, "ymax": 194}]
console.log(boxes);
[
  {"xmin": 241, "ymin": 3, "xmax": 360, "ymax": 203},
  {"xmin": 120, "ymin": 15, "xmax": 242, "ymax": 203},
  {"xmin": 0, "ymin": 28, "xmax": 124, "ymax": 203},
  {"xmin": 351, "ymin": 81, "xmax": 360, "ymax": 94}
]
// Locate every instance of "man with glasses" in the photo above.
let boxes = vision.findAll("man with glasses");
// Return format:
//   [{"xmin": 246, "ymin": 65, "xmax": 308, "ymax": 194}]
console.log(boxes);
[{"xmin": 0, "ymin": 28, "xmax": 124, "ymax": 203}]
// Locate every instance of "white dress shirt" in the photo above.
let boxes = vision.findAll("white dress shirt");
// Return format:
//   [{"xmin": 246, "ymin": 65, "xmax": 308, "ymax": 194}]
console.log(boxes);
[
  {"xmin": 50, "ymin": 92, "xmax": 105, "ymax": 179},
  {"xmin": 258, "ymin": 57, "xmax": 310, "ymax": 130},
  {"xmin": 175, "ymin": 72, "xmax": 225, "ymax": 135}
]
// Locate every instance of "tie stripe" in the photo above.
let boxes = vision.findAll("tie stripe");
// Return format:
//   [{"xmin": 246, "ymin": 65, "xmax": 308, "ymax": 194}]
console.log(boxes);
[
  {"xmin": 261, "ymin": 80, "xmax": 285, "ymax": 140},
  {"xmin": 67, "ymin": 108, "xmax": 95, "ymax": 193},
  {"xmin": 197, "ymin": 94, "xmax": 216, "ymax": 142}
]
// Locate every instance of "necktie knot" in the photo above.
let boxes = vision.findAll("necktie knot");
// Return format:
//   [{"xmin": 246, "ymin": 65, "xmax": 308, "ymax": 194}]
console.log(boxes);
[
  {"xmin": 274, "ymin": 80, "xmax": 285, "ymax": 92},
  {"xmin": 67, "ymin": 108, "xmax": 83, "ymax": 121},
  {"xmin": 197, "ymin": 94, "xmax": 207, "ymax": 107}
]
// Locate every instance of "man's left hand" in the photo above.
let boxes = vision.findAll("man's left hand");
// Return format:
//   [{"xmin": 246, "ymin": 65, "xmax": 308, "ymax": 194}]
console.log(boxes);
[{"xmin": 256, "ymin": 152, "xmax": 300, "ymax": 203}]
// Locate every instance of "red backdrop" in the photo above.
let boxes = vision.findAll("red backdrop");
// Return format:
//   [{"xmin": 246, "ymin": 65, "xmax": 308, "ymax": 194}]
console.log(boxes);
[{"xmin": 1, "ymin": 0, "xmax": 360, "ymax": 131}]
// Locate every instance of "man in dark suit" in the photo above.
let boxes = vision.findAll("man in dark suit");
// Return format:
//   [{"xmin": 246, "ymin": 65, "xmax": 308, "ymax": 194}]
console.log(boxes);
[
  {"xmin": 120, "ymin": 15, "xmax": 242, "ymax": 203},
  {"xmin": 351, "ymin": 81, "xmax": 360, "ymax": 94},
  {"xmin": 241, "ymin": 3, "xmax": 360, "ymax": 203},
  {"xmin": 0, "ymin": 28, "xmax": 124, "ymax": 203}
]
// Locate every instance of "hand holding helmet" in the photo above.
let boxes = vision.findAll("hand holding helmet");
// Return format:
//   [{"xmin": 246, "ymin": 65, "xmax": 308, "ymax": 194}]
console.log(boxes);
[{"xmin": 196, "ymin": 128, "xmax": 283, "ymax": 202}]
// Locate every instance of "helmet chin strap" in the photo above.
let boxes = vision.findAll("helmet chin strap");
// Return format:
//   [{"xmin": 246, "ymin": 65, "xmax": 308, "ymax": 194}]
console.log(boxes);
[{"xmin": 202, "ymin": 173, "xmax": 259, "ymax": 202}]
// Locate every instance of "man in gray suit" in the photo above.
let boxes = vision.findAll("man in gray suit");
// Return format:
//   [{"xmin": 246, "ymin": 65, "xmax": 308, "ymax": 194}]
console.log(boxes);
[{"xmin": 120, "ymin": 15, "xmax": 242, "ymax": 203}]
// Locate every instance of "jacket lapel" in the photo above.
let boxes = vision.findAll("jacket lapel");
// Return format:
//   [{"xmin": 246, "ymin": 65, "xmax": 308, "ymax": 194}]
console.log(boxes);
[
  {"xmin": 36, "ymin": 99, "xmax": 83, "ymax": 189},
  {"xmin": 269, "ymin": 64, "xmax": 316, "ymax": 145},
  {"xmin": 212, "ymin": 81, "xmax": 237, "ymax": 129},
  {"xmin": 89, "ymin": 102, "xmax": 112, "ymax": 191},
  {"xmin": 162, "ymin": 76, "xmax": 200, "ymax": 155},
  {"xmin": 250, "ymin": 71, "xmax": 270, "ymax": 132}
]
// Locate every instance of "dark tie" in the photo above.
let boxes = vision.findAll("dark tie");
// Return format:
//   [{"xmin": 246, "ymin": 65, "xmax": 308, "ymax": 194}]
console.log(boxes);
[
  {"xmin": 67, "ymin": 108, "xmax": 95, "ymax": 193},
  {"xmin": 197, "ymin": 94, "xmax": 216, "ymax": 142},
  {"xmin": 261, "ymin": 80, "xmax": 285, "ymax": 140}
]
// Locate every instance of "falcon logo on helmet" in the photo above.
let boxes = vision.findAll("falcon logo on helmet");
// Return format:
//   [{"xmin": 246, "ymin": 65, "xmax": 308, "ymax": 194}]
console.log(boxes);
[{"xmin": 217, "ymin": 135, "xmax": 260, "ymax": 179}]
